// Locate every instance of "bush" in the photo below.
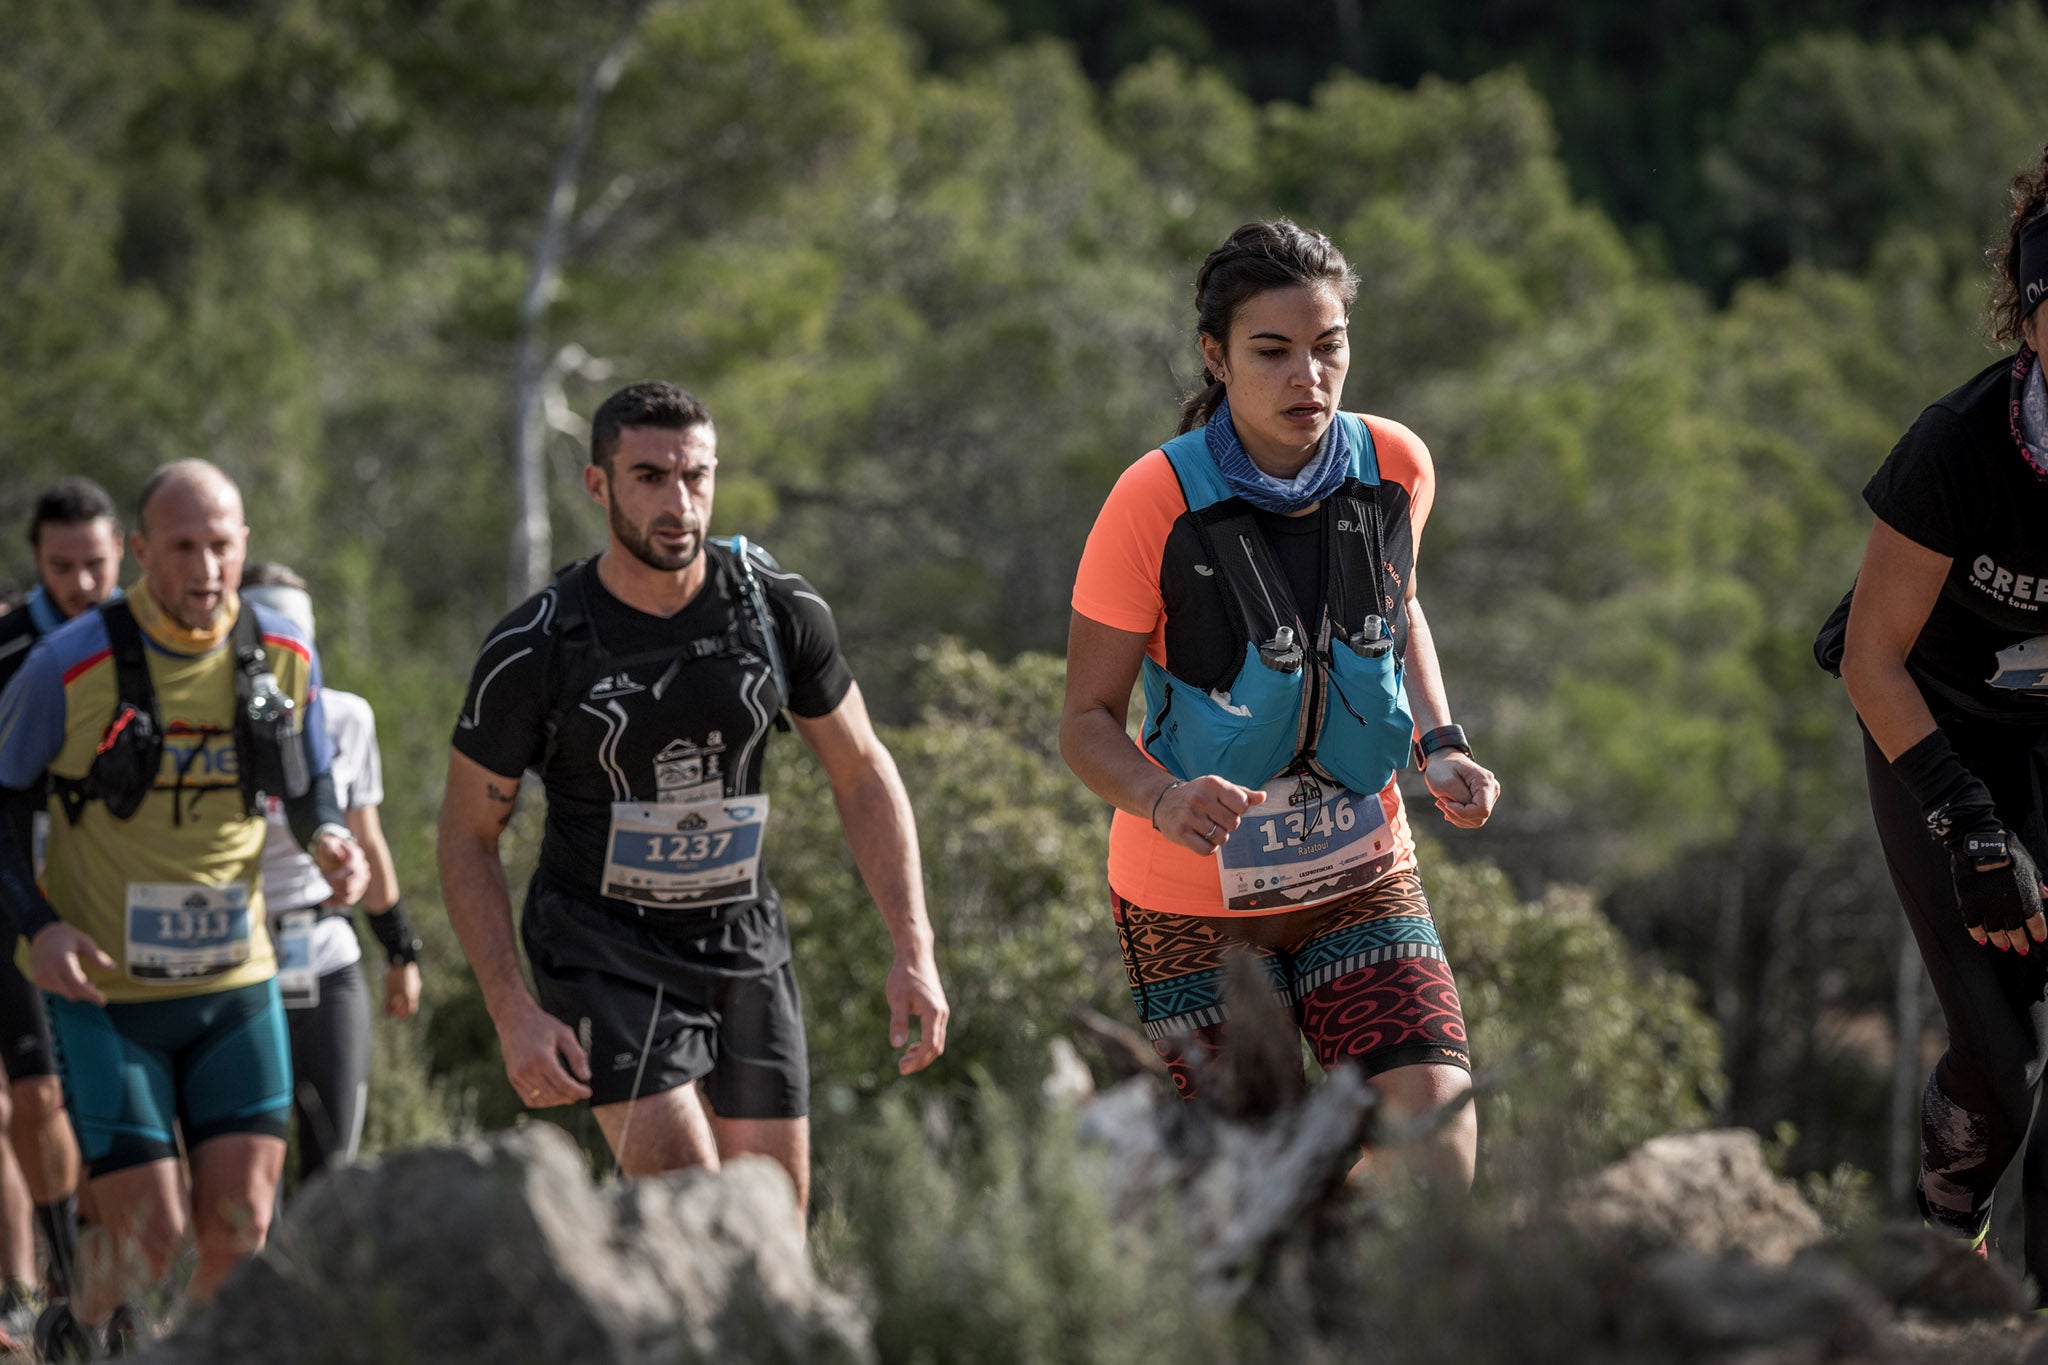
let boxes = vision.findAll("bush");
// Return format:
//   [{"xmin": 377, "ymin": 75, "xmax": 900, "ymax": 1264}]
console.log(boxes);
[
  {"xmin": 774, "ymin": 640, "xmax": 1132, "ymax": 1105},
  {"xmin": 1428, "ymin": 851, "xmax": 1727, "ymax": 1172},
  {"xmin": 814, "ymin": 1084, "xmax": 1218, "ymax": 1365}
]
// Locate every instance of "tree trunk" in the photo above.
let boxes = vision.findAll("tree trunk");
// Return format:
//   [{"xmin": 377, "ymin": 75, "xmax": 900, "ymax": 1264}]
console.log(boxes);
[
  {"xmin": 1331, "ymin": 0, "xmax": 1366, "ymax": 70},
  {"xmin": 1710, "ymin": 856, "xmax": 1745, "ymax": 1121},
  {"xmin": 508, "ymin": 4, "xmax": 655, "ymax": 606}
]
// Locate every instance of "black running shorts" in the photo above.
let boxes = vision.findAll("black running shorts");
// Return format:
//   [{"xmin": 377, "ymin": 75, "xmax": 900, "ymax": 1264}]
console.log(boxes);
[
  {"xmin": 0, "ymin": 962, "xmax": 55, "ymax": 1082},
  {"xmin": 520, "ymin": 874, "xmax": 809, "ymax": 1117}
]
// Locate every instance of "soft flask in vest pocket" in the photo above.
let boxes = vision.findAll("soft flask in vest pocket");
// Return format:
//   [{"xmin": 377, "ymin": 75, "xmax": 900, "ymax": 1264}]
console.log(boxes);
[
  {"xmin": 1319, "ymin": 633, "xmax": 1415, "ymax": 797},
  {"xmin": 90, "ymin": 703, "xmax": 163, "ymax": 821},
  {"xmin": 1141, "ymin": 643, "xmax": 1303, "ymax": 789},
  {"xmin": 240, "ymin": 674, "xmax": 310, "ymax": 805}
]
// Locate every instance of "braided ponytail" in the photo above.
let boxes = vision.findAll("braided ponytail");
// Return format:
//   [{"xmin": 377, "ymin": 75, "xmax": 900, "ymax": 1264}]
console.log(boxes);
[{"xmin": 1174, "ymin": 221, "xmax": 1359, "ymax": 435}]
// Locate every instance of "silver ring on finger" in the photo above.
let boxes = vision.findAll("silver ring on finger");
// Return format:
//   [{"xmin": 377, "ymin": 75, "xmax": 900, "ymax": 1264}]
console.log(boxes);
[{"xmin": 1205, "ymin": 822, "xmax": 1219, "ymax": 842}]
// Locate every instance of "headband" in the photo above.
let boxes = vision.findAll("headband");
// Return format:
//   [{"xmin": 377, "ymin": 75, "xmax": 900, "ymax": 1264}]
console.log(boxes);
[{"xmin": 2020, "ymin": 212, "xmax": 2048, "ymax": 322}]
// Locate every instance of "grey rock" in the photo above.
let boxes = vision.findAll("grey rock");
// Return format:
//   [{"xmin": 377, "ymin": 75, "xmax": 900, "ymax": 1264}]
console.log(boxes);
[
  {"xmin": 138, "ymin": 1123, "xmax": 872, "ymax": 1365},
  {"xmin": 1804, "ymin": 1222, "xmax": 2029, "ymax": 1322},
  {"xmin": 1620, "ymin": 1250, "xmax": 1887, "ymax": 1363},
  {"xmin": 1560, "ymin": 1129, "xmax": 1826, "ymax": 1266}
]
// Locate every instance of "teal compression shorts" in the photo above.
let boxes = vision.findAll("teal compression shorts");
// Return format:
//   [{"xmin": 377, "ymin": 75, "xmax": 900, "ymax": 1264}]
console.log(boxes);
[{"xmin": 47, "ymin": 979, "xmax": 293, "ymax": 1177}]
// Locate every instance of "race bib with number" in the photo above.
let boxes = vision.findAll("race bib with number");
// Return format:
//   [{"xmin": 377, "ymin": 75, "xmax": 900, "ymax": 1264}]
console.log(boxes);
[
  {"xmin": 125, "ymin": 882, "xmax": 253, "ymax": 982},
  {"xmin": 600, "ymin": 796, "xmax": 770, "ymax": 910},
  {"xmin": 1218, "ymin": 774, "xmax": 1395, "ymax": 913},
  {"xmin": 274, "ymin": 910, "xmax": 319, "ymax": 1009}
]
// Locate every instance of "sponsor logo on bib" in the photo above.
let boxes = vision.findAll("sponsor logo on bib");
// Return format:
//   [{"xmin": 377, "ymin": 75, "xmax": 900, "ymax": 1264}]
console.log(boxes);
[{"xmin": 655, "ymin": 733, "xmax": 725, "ymax": 803}]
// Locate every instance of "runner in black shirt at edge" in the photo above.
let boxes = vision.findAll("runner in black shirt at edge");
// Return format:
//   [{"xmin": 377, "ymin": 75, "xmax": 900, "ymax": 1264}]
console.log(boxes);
[
  {"xmin": 1833, "ymin": 145, "xmax": 2048, "ymax": 1285},
  {"xmin": 438, "ymin": 382, "xmax": 948, "ymax": 1210}
]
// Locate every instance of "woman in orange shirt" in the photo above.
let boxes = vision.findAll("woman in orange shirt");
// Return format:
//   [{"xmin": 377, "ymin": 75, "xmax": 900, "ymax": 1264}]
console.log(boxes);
[{"xmin": 1060, "ymin": 220, "xmax": 1499, "ymax": 1187}]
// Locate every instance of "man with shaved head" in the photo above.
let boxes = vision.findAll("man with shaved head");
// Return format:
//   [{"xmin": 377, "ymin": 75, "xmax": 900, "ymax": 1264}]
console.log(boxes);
[{"xmin": 0, "ymin": 460, "xmax": 367, "ymax": 1355}]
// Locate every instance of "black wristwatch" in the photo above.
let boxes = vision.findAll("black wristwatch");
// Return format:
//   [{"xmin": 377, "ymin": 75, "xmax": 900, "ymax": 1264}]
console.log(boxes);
[{"xmin": 1414, "ymin": 724, "xmax": 1472, "ymax": 770}]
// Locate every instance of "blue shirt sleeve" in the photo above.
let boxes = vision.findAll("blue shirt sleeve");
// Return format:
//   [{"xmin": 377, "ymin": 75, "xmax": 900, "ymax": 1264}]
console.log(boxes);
[{"xmin": 0, "ymin": 643, "xmax": 66, "ymax": 793}]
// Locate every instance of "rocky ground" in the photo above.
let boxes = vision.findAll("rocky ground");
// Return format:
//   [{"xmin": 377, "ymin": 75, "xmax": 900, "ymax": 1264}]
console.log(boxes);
[{"xmin": 111, "ymin": 1008, "xmax": 2048, "ymax": 1364}]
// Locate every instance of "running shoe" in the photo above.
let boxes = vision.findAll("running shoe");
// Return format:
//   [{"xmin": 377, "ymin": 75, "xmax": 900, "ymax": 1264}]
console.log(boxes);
[
  {"xmin": 31, "ymin": 1300, "xmax": 95, "ymax": 1362},
  {"xmin": 0, "ymin": 1282, "xmax": 41, "ymax": 1356},
  {"xmin": 101, "ymin": 1303, "xmax": 139, "ymax": 1358}
]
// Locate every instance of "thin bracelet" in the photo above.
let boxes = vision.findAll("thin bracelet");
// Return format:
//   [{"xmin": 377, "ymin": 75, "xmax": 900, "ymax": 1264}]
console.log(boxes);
[{"xmin": 1149, "ymin": 779, "xmax": 1183, "ymax": 830}]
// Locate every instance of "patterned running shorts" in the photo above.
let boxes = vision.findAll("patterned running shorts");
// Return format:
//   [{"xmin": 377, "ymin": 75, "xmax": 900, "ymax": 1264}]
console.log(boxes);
[{"xmin": 1113, "ymin": 869, "xmax": 1471, "ymax": 1100}]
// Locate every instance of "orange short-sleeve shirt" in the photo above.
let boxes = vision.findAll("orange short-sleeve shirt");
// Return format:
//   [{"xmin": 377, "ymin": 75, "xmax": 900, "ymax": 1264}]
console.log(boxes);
[{"xmin": 1070, "ymin": 414, "xmax": 1436, "ymax": 916}]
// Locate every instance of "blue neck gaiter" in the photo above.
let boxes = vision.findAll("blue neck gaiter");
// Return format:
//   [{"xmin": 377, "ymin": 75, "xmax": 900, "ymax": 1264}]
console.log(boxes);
[{"xmin": 1204, "ymin": 399, "xmax": 1352, "ymax": 513}]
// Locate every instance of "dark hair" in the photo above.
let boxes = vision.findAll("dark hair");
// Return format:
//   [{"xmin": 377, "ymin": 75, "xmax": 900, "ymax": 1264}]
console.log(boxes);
[
  {"xmin": 1991, "ymin": 145, "xmax": 2048, "ymax": 345},
  {"xmin": 240, "ymin": 561, "xmax": 306, "ymax": 591},
  {"xmin": 28, "ymin": 478, "xmax": 120, "ymax": 550},
  {"xmin": 1177, "ymin": 220, "xmax": 1361, "ymax": 434},
  {"xmin": 589, "ymin": 381, "xmax": 713, "ymax": 470}
]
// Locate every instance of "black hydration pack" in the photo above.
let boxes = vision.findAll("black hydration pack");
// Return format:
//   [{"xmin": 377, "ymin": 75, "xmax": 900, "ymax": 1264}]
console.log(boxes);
[
  {"xmin": 52, "ymin": 600, "xmax": 308, "ymax": 825},
  {"xmin": 1813, "ymin": 582, "xmax": 1855, "ymax": 678},
  {"xmin": 538, "ymin": 537, "xmax": 793, "ymax": 772}
]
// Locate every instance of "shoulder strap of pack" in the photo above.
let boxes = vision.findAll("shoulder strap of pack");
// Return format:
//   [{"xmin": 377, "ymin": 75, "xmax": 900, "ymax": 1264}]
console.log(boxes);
[
  {"xmin": 550, "ymin": 558, "xmax": 593, "ymax": 642},
  {"xmin": 724, "ymin": 536, "xmax": 792, "ymax": 733},
  {"xmin": 541, "ymin": 559, "xmax": 600, "ymax": 750},
  {"xmin": 228, "ymin": 598, "xmax": 268, "ymax": 688},
  {"xmin": 52, "ymin": 601, "xmax": 160, "ymax": 824},
  {"xmin": 228, "ymin": 603, "xmax": 271, "ymax": 817},
  {"xmin": 0, "ymin": 610, "xmax": 37, "ymax": 676},
  {"xmin": 1152, "ymin": 435, "xmax": 1274, "ymax": 659},
  {"xmin": 1321, "ymin": 414, "xmax": 1390, "ymax": 638},
  {"xmin": 100, "ymin": 600, "xmax": 161, "ymax": 730},
  {"xmin": 1339, "ymin": 412, "xmax": 1379, "ymax": 485},
  {"xmin": 1159, "ymin": 429, "xmax": 1229, "ymax": 510}
]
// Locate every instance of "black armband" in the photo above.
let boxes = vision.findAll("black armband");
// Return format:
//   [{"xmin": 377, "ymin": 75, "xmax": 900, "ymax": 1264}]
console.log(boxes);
[
  {"xmin": 0, "ymin": 787, "xmax": 58, "ymax": 945},
  {"xmin": 1891, "ymin": 729, "xmax": 2000, "ymax": 849},
  {"xmin": 283, "ymin": 770, "xmax": 346, "ymax": 853},
  {"xmin": 366, "ymin": 897, "xmax": 422, "ymax": 965}
]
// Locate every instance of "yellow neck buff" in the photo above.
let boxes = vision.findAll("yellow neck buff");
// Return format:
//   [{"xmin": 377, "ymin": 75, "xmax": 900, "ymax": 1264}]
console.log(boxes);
[{"xmin": 127, "ymin": 582, "xmax": 241, "ymax": 654}]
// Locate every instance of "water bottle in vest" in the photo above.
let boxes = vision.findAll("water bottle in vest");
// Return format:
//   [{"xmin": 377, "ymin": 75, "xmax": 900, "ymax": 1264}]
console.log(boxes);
[{"xmin": 244, "ymin": 671, "xmax": 309, "ymax": 800}]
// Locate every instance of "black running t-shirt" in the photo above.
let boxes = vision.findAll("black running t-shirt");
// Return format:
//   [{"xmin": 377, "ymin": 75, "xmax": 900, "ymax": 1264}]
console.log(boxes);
[
  {"xmin": 1249, "ymin": 505, "xmax": 1328, "ymax": 640},
  {"xmin": 452, "ymin": 547, "xmax": 853, "ymax": 917},
  {"xmin": 1864, "ymin": 354, "xmax": 2048, "ymax": 722}
]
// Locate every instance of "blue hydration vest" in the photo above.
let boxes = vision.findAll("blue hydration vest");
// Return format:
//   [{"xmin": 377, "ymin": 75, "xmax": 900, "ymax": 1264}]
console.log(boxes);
[{"xmin": 1139, "ymin": 413, "xmax": 1415, "ymax": 796}]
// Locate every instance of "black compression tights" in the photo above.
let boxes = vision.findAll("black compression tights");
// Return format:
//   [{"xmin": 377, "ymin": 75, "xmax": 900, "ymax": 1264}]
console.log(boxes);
[
  {"xmin": 285, "ymin": 960, "xmax": 372, "ymax": 1182},
  {"xmin": 1864, "ymin": 723, "xmax": 2048, "ymax": 1283}
]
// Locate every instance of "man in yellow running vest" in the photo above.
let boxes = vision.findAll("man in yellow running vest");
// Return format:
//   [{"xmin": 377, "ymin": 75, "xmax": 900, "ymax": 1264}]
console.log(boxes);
[{"xmin": 0, "ymin": 460, "xmax": 366, "ymax": 1355}]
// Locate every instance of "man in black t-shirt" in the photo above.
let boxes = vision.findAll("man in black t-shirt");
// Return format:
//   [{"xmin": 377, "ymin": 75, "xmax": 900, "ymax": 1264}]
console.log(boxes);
[{"xmin": 438, "ymin": 381, "xmax": 948, "ymax": 1209}]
